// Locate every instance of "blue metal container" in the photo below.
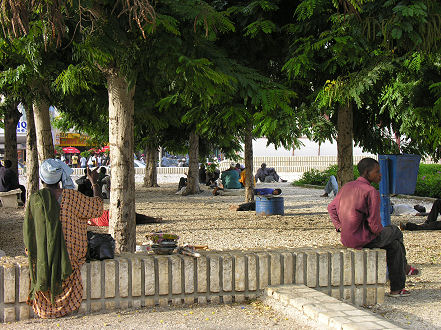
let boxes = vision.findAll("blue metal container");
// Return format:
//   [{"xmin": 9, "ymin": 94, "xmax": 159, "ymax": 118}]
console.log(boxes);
[
  {"xmin": 256, "ymin": 196, "xmax": 284, "ymax": 216},
  {"xmin": 379, "ymin": 157, "xmax": 391, "ymax": 227}
]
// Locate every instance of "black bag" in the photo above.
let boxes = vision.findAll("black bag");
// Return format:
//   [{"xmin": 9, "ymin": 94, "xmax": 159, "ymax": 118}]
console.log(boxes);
[{"xmin": 87, "ymin": 231, "xmax": 115, "ymax": 261}]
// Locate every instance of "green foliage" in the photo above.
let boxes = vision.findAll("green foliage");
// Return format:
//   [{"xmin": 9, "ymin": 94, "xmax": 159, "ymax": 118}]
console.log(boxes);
[{"xmin": 294, "ymin": 164, "xmax": 359, "ymax": 186}]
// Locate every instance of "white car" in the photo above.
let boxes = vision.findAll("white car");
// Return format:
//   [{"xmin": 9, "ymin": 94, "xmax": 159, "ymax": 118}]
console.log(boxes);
[{"xmin": 134, "ymin": 159, "xmax": 146, "ymax": 168}]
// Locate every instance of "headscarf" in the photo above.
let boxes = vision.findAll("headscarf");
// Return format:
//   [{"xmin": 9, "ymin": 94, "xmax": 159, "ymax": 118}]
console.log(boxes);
[{"xmin": 39, "ymin": 158, "xmax": 75, "ymax": 189}]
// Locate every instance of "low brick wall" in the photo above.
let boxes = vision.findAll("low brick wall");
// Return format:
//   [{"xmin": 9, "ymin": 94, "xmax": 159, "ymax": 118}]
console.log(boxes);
[{"xmin": 0, "ymin": 247, "xmax": 386, "ymax": 322}]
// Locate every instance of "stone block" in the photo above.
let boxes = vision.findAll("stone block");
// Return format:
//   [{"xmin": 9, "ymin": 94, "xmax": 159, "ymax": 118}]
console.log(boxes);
[
  {"xmin": 19, "ymin": 305, "xmax": 30, "ymax": 320},
  {"xmin": 132, "ymin": 258, "xmax": 142, "ymax": 297},
  {"xmin": 281, "ymin": 253, "xmax": 293, "ymax": 284},
  {"xmin": 318, "ymin": 252, "xmax": 329, "ymax": 287},
  {"xmin": 91, "ymin": 301, "xmax": 102, "ymax": 312},
  {"xmin": 354, "ymin": 250, "xmax": 364, "ymax": 285},
  {"xmin": 172, "ymin": 298, "xmax": 182, "ymax": 305},
  {"xmin": 119, "ymin": 259, "xmax": 129, "ymax": 298},
  {"xmin": 303, "ymin": 303, "xmax": 327, "ymax": 320},
  {"xmin": 223, "ymin": 255, "xmax": 233, "ymax": 292},
  {"xmin": 288, "ymin": 296, "xmax": 310, "ymax": 309},
  {"xmin": 90, "ymin": 261, "xmax": 102, "ymax": 299},
  {"xmin": 347, "ymin": 315, "xmax": 383, "ymax": 323},
  {"xmin": 328, "ymin": 316, "xmax": 353, "ymax": 328},
  {"xmin": 317, "ymin": 311, "xmax": 346, "ymax": 326},
  {"xmin": 343, "ymin": 309, "xmax": 371, "ymax": 316},
  {"xmin": 234, "ymin": 255, "xmax": 246, "ymax": 291},
  {"xmin": 343, "ymin": 250, "xmax": 353, "ymax": 286},
  {"xmin": 257, "ymin": 253, "xmax": 269, "ymax": 289},
  {"xmin": 342, "ymin": 321, "xmax": 383, "ymax": 330},
  {"xmin": 376, "ymin": 250, "xmax": 387, "ymax": 284},
  {"xmin": 170, "ymin": 255, "xmax": 182, "ymax": 294},
  {"xmin": 3, "ymin": 265, "xmax": 15, "ymax": 303},
  {"xmin": 145, "ymin": 297, "xmax": 155, "ymax": 307},
  {"xmin": 79, "ymin": 302, "xmax": 87, "ymax": 314},
  {"xmin": 306, "ymin": 252, "xmax": 317, "ymax": 287},
  {"xmin": 143, "ymin": 257, "xmax": 155, "ymax": 296},
  {"xmin": 331, "ymin": 252, "xmax": 341, "ymax": 286},
  {"xmin": 104, "ymin": 260, "xmax": 116, "ymax": 298},
  {"xmin": 210, "ymin": 296, "xmax": 220, "ymax": 304},
  {"xmin": 247, "ymin": 254, "xmax": 257, "ymax": 291},
  {"xmin": 331, "ymin": 288, "xmax": 341, "ymax": 299},
  {"xmin": 157, "ymin": 256, "xmax": 169, "ymax": 295},
  {"xmin": 366, "ymin": 250, "xmax": 376, "ymax": 284},
  {"xmin": 235, "ymin": 294, "xmax": 246, "ymax": 303},
  {"xmin": 343, "ymin": 287, "xmax": 352, "ymax": 302},
  {"xmin": 197, "ymin": 257, "xmax": 208, "ymax": 293},
  {"xmin": 3, "ymin": 307, "xmax": 15, "ymax": 322},
  {"xmin": 269, "ymin": 253, "xmax": 281, "ymax": 286},
  {"xmin": 295, "ymin": 252, "xmax": 305, "ymax": 284},
  {"xmin": 18, "ymin": 264, "xmax": 30, "ymax": 302},
  {"xmin": 354, "ymin": 287, "xmax": 364, "ymax": 306},
  {"xmin": 104, "ymin": 301, "xmax": 115, "ymax": 311},
  {"xmin": 183, "ymin": 257, "xmax": 194, "ymax": 294},
  {"xmin": 184, "ymin": 297, "xmax": 194, "ymax": 305},
  {"xmin": 223, "ymin": 295, "xmax": 232, "ymax": 304},
  {"xmin": 119, "ymin": 300, "xmax": 129, "ymax": 309},
  {"xmin": 198, "ymin": 296, "xmax": 207, "ymax": 304},
  {"xmin": 366, "ymin": 287, "xmax": 376, "ymax": 306},
  {"xmin": 81, "ymin": 263, "xmax": 88, "ymax": 298},
  {"xmin": 376, "ymin": 287, "xmax": 385, "ymax": 304},
  {"xmin": 209, "ymin": 255, "xmax": 220, "ymax": 293},
  {"xmin": 133, "ymin": 300, "xmax": 141, "ymax": 308}
]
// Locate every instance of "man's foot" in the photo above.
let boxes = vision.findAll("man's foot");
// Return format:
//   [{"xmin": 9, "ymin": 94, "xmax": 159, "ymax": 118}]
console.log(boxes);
[
  {"xmin": 406, "ymin": 265, "xmax": 420, "ymax": 276},
  {"xmin": 389, "ymin": 289, "xmax": 410, "ymax": 297},
  {"xmin": 229, "ymin": 205, "xmax": 240, "ymax": 211},
  {"xmin": 320, "ymin": 192, "xmax": 329, "ymax": 197}
]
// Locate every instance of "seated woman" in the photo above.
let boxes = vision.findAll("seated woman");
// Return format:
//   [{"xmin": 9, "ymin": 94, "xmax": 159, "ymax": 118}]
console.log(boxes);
[{"xmin": 24, "ymin": 159, "xmax": 103, "ymax": 318}]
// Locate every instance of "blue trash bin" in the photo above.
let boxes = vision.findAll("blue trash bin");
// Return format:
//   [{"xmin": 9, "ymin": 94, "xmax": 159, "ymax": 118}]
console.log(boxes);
[{"xmin": 256, "ymin": 196, "xmax": 284, "ymax": 216}]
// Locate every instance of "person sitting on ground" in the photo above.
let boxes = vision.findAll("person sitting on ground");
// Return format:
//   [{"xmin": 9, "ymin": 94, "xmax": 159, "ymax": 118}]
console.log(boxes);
[
  {"xmin": 221, "ymin": 163, "xmax": 242, "ymax": 189},
  {"xmin": 255, "ymin": 163, "xmax": 287, "ymax": 183},
  {"xmin": 328, "ymin": 157, "xmax": 419, "ymax": 297},
  {"xmin": 400, "ymin": 199, "xmax": 441, "ymax": 231},
  {"xmin": 0, "ymin": 160, "xmax": 26, "ymax": 203},
  {"xmin": 24, "ymin": 159, "xmax": 103, "ymax": 318},
  {"xmin": 239, "ymin": 167, "xmax": 256, "ymax": 187},
  {"xmin": 229, "ymin": 188, "xmax": 282, "ymax": 211},
  {"xmin": 76, "ymin": 168, "xmax": 93, "ymax": 197},
  {"xmin": 199, "ymin": 164, "xmax": 206, "ymax": 184},
  {"xmin": 234, "ymin": 163, "xmax": 242, "ymax": 174},
  {"xmin": 321, "ymin": 175, "xmax": 338, "ymax": 197}
]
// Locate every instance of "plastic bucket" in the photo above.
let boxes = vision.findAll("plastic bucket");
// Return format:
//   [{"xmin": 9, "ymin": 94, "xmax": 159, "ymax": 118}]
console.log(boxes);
[{"xmin": 255, "ymin": 196, "xmax": 284, "ymax": 216}]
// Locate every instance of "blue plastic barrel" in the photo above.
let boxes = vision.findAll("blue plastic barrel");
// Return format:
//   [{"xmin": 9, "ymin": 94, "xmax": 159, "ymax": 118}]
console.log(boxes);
[{"xmin": 255, "ymin": 196, "xmax": 284, "ymax": 216}]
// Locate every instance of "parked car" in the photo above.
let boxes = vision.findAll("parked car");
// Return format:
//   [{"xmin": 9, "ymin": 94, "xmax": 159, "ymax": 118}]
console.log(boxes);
[{"xmin": 134, "ymin": 159, "xmax": 146, "ymax": 168}]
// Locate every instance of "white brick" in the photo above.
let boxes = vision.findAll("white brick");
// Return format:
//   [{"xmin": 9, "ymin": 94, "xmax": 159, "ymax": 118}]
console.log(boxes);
[
  {"xmin": 257, "ymin": 253, "xmax": 269, "ymax": 289},
  {"xmin": 3, "ymin": 265, "xmax": 15, "ymax": 303},
  {"xmin": 222, "ymin": 255, "xmax": 233, "ymax": 291},
  {"xmin": 376, "ymin": 249, "xmax": 387, "ymax": 284},
  {"xmin": 282, "ymin": 253, "xmax": 293, "ymax": 284},
  {"xmin": 318, "ymin": 252, "xmax": 329, "ymax": 287},
  {"xmin": 354, "ymin": 250, "xmax": 364, "ymax": 285},
  {"xmin": 131, "ymin": 258, "xmax": 142, "ymax": 297},
  {"xmin": 143, "ymin": 257, "xmax": 155, "ymax": 296},
  {"xmin": 3, "ymin": 307, "xmax": 15, "ymax": 322},
  {"xmin": 210, "ymin": 255, "xmax": 220, "ymax": 292},
  {"xmin": 331, "ymin": 252, "xmax": 341, "ymax": 286},
  {"xmin": 306, "ymin": 252, "xmax": 317, "ymax": 287},
  {"xmin": 90, "ymin": 261, "xmax": 101, "ymax": 299},
  {"xmin": 247, "ymin": 254, "xmax": 257, "ymax": 291},
  {"xmin": 270, "ymin": 253, "xmax": 281, "ymax": 286},
  {"xmin": 104, "ymin": 259, "xmax": 116, "ymax": 298},
  {"xmin": 183, "ymin": 256, "xmax": 194, "ymax": 294},
  {"xmin": 157, "ymin": 256, "xmax": 169, "ymax": 295},
  {"xmin": 234, "ymin": 255, "xmax": 246, "ymax": 291},
  {"xmin": 366, "ymin": 250, "xmax": 376, "ymax": 284},
  {"xmin": 119, "ymin": 259, "xmax": 129, "ymax": 298},
  {"xmin": 295, "ymin": 253, "xmax": 305, "ymax": 284},
  {"xmin": 18, "ymin": 264, "xmax": 30, "ymax": 302},
  {"xmin": 343, "ymin": 250, "xmax": 353, "ymax": 285},
  {"xmin": 197, "ymin": 257, "xmax": 208, "ymax": 293},
  {"xmin": 170, "ymin": 255, "xmax": 182, "ymax": 294}
]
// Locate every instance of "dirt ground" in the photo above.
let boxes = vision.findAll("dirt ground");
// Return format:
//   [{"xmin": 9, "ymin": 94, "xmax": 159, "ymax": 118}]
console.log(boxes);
[{"xmin": 1, "ymin": 182, "xmax": 440, "ymax": 328}]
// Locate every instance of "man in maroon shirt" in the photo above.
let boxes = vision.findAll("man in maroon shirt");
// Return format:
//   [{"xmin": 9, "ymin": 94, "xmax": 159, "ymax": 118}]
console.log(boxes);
[{"xmin": 328, "ymin": 158, "xmax": 419, "ymax": 297}]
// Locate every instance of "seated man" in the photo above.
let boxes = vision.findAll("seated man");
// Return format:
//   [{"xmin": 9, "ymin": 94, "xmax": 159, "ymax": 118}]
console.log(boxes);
[
  {"xmin": 229, "ymin": 188, "xmax": 282, "ymax": 211},
  {"xmin": 76, "ymin": 169, "xmax": 93, "ymax": 197},
  {"xmin": 400, "ymin": 199, "xmax": 441, "ymax": 231},
  {"xmin": 321, "ymin": 175, "xmax": 338, "ymax": 197},
  {"xmin": 0, "ymin": 160, "xmax": 26, "ymax": 203},
  {"xmin": 255, "ymin": 163, "xmax": 287, "ymax": 183},
  {"xmin": 328, "ymin": 157, "xmax": 418, "ymax": 297},
  {"xmin": 221, "ymin": 164, "xmax": 242, "ymax": 189}
]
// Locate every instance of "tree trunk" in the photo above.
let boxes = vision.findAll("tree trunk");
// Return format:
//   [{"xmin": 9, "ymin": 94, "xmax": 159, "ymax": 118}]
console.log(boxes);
[
  {"xmin": 107, "ymin": 71, "xmax": 136, "ymax": 253},
  {"xmin": 25, "ymin": 104, "xmax": 40, "ymax": 202},
  {"xmin": 337, "ymin": 103, "xmax": 354, "ymax": 187},
  {"xmin": 143, "ymin": 144, "xmax": 159, "ymax": 187},
  {"xmin": 4, "ymin": 101, "xmax": 21, "ymax": 177},
  {"xmin": 33, "ymin": 99, "xmax": 54, "ymax": 162},
  {"xmin": 244, "ymin": 123, "xmax": 254, "ymax": 203},
  {"xmin": 183, "ymin": 130, "xmax": 200, "ymax": 195}
]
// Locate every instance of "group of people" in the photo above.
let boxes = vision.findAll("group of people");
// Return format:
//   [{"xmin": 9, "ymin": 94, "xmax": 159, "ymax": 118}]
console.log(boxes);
[
  {"xmin": 17, "ymin": 155, "xmax": 441, "ymax": 320},
  {"xmin": 58, "ymin": 153, "xmax": 110, "ymax": 168}
]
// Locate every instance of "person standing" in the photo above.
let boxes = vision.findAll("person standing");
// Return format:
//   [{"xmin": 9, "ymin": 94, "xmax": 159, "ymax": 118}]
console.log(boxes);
[
  {"xmin": 71, "ymin": 154, "xmax": 79, "ymax": 168},
  {"xmin": 0, "ymin": 160, "xmax": 26, "ymax": 203},
  {"xmin": 328, "ymin": 157, "xmax": 419, "ymax": 297},
  {"xmin": 80, "ymin": 155, "xmax": 87, "ymax": 168}
]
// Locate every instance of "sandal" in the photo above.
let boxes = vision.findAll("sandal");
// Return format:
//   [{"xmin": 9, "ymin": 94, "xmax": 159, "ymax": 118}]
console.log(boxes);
[
  {"xmin": 407, "ymin": 266, "xmax": 420, "ymax": 276},
  {"xmin": 389, "ymin": 289, "xmax": 410, "ymax": 297}
]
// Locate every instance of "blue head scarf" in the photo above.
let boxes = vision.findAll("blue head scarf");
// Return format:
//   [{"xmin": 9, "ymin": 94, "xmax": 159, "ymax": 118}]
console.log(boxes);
[{"xmin": 39, "ymin": 159, "xmax": 75, "ymax": 189}]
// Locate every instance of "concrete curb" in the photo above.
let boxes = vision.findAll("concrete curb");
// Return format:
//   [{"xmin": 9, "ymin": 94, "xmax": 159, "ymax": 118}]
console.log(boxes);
[{"xmin": 262, "ymin": 285, "xmax": 403, "ymax": 330}]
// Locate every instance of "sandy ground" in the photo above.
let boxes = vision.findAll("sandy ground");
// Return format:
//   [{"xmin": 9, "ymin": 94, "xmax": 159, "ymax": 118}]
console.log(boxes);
[{"xmin": 1, "ymin": 176, "xmax": 440, "ymax": 329}]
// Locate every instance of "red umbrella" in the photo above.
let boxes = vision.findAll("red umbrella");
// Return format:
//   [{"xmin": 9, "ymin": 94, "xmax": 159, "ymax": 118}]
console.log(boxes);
[
  {"xmin": 63, "ymin": 147, "xmax": 81, "ymax": 154},
  {"xmin": 100, "ymin": 146, "xmax": 110, "ymax": 152}
]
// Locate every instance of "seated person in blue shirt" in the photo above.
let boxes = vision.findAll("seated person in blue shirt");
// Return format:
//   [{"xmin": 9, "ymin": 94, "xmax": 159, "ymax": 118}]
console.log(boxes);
[{"xmin": 229, "ymin": 188, "xmax": 282, "ymax": 211}]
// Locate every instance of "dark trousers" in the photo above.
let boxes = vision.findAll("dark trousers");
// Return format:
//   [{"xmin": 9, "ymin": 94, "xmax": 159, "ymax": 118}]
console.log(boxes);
[
  {"xmin": 426, "ymin": 199, "xmax": 441, "ymax": 223},
  {"xmin": 404, "ymin": 221, "xmax": 441, "ymax": 231},
  {"xmin": 364, "ymin": 225, "xmax": 407, "ymax": 292},
  {"xmin": 18, "ymin": 184, "xmax": 26, "ymax": 203},
  {"xmin": 237, "ymin": 201, "xmax": 256, "ymax": 211}
]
